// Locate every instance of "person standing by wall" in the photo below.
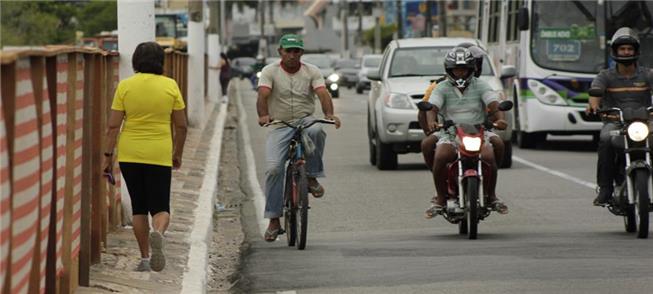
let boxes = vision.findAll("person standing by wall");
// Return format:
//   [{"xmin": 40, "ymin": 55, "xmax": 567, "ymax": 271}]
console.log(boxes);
[
  {"xmin": 219, "ymin": 52, "xmax": 231, "ymax": 99},
  {"xmin": 103, "ymin": 42, "xmax": 188, "ymax": 272}
]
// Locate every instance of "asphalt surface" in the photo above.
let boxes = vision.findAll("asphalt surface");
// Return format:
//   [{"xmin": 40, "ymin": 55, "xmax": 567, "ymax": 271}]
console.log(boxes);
[{"xmin": 236, "ymin": 81, "xmax": 653, "ymax": 294}]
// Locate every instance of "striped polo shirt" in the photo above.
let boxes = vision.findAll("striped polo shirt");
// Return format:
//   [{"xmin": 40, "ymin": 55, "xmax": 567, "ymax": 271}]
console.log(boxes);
[
  {"xmin": 428, "ymin": 77, "xmax": 499, "ymax": 125},
  {"xmin": 591, "ymin": 66, "xmax": 653, "ymax": 110}
]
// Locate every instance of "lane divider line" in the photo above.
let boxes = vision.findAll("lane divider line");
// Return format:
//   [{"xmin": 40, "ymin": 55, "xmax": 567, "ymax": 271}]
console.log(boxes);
[{"xmin": 513, "ymin": 155, "xmax": 595, "ymax": 190}]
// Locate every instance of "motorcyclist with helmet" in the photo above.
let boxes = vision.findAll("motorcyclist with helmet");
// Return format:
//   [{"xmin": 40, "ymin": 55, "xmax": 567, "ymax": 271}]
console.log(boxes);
[
  {"xmin": 587, "ymin": 27, "xmax": 653, "ymax": 206},
  {"xmin": 423, "ymin": 47, "xmax": 509, "ymax": 218}
]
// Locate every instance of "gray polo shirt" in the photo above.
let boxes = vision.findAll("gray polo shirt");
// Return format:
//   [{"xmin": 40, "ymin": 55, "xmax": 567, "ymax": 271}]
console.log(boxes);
[
  {"xmin": 591, "ymin": 66, "xmax": 653, "ymax": 110},
  {"xmin": 258, "ymin": 62, "xmax": 326, "ymax": 122}
]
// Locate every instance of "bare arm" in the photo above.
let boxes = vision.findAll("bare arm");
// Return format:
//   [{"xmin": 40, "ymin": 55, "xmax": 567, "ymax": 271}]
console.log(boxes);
[
  {"xmin": 487, "ymin": 101, "xmax": 507, "ymax": 130},
  {"xmin": 315, "ymin": 87, "xmax": 341, "ymax": 129},
  {"xmin": 172, "ymin": 109, "xmax": 188, "ymax": 169},
  {"xmin": 257, "ymin": 86, "xmax": 272, "ymax": 126},
  {"xmin": 588, "ymin": 96, "xmax": 601, "ymax": 114},
  {"xmin": 103, "ymin": 110, "xmax": 125, "ymax": 172}
]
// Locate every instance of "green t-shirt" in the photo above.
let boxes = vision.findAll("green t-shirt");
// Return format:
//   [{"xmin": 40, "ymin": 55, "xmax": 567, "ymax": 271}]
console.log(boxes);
[{"xmin": 428, "ymin": 77, "xmax": 499, "ymax": 125}]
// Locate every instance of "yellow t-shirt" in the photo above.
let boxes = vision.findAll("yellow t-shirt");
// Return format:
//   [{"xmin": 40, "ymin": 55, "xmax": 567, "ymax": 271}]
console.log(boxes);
[{"xmin": 111, "ymin": 73, "xmax": 185, "ymax": 167}]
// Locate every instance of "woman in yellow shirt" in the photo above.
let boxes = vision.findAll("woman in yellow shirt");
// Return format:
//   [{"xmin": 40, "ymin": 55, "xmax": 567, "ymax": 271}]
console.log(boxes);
[{"xmin": 103, "ymin": 42, "xmax": 187, "ymax": 272}]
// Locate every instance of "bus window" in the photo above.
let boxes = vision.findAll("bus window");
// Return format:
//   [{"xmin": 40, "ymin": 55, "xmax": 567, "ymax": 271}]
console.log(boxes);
[{"xmin": 531, "ymin": 0, "xmax": 604, "ymax": 73}]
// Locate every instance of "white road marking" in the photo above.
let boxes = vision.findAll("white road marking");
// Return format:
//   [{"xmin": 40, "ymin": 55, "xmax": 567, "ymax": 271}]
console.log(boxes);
[{"xmin": 513, "ymin": 155, "xmax": 595, "ymax": 190}]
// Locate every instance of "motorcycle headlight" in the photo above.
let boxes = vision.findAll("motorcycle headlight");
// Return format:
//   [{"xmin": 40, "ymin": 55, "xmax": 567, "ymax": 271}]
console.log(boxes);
[
  {"xmin": 256, "ymin": 71, "xmax": 261, "ymax": 78},
  {"xmin": 627, "ymin": 121, "xmax": 649, "ymax": 142},
  {"xmin": 383, "ymin": 93, "xmax": 413, "ymax": 109},
  {"xmin": 328, "ymin": 73, "xmax": 340, "ymax": 82},
  {"xmin": 527, "ymin": 79, "xmax": 567, "ymax": 106},
  {"xmin": 462, "ymin": 136, "xmax": 482, "ymax": 152}
]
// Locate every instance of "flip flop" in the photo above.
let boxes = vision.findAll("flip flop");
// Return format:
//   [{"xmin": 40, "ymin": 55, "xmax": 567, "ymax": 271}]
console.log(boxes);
[
  {"xmin": 264, "ymin": 227, "xmax": 280, "ymax": 242},
  {"xmin": 309, "ymin": 183, "xmax": 325, "ymax": 198}
]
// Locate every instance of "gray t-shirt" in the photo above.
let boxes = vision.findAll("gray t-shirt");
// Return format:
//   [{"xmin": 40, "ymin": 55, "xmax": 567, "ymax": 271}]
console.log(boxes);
[
  {"xmin": 428, "ymin": 77, "xmax": 499, "ymax": 125},
  {"xmin": 258, "ymin": 62, "xmax": 326, "ymax": 122},
  {"xmin": 591, "ymin": 66, "xmax": 653, "ymax": 110}
]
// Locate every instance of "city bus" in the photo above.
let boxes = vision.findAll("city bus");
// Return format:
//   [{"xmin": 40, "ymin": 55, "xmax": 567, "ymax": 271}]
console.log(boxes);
[{"xmin": 477, "ymin": 0, "xmax": 653, "ymax": 148}]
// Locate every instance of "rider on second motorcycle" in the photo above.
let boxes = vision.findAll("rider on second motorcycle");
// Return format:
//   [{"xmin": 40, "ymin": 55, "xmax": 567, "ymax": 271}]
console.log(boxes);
[
  {"xmin": 424, "ymin": 47, "xmax": 509, "ymax": 218},
  {"xmin": 587, "ymin": 27, "xmax": 653, "ymax": 206}
]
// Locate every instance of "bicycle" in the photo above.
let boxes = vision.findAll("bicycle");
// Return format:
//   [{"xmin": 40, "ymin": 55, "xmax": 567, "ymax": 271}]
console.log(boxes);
[{"xmin": 265, "ymin": 118, "xmax": 335, "ymax": 250}]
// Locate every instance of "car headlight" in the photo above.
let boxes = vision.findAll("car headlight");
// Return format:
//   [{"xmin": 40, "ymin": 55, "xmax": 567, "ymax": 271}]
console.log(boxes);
[
  {"xmin": 256, "ymin": 71, "xmax": 261, "ymax": 78},
  {"xmin": 527, "ymin": 79, "xmax": 567, "ymax": 106},
  {"xmin": 329, "ymin": 83, "xmax": 338, "ymax": 91},
  {"xmin": 462, "ymin": 136, "xmax": 482, "ymax": 152},
  {"xmin": 383, "ymin": 93, "xmax": 413, "ymax": 109},
  {"xmin": 627, "ymin": 121, "xmax": 649, "ymax": 142},
  {"xmin": 328, "ymin": 73, "xmax": 340, "ymax": 82}
]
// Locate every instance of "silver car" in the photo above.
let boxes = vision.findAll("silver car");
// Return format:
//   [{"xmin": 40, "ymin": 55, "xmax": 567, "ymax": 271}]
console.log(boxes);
[{"xmin": 367, "ymin": 38, "xmax": 516, "ymax": 170}]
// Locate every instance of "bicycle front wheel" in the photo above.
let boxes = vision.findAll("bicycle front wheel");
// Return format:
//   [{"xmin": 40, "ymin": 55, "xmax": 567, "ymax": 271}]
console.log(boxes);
[
  {"xmin": 296, "ymin": 166, "xmax": 309, "ymax": 250},
  {"xmin": 284, "ymin": 167, "xmax": 297, "ymax": 246}
]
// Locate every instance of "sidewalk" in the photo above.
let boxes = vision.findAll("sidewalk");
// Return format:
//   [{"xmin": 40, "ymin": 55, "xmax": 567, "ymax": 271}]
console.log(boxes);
[{"xmin": 77, "ymin": 98, "xmax": 227, "ymax": 293}]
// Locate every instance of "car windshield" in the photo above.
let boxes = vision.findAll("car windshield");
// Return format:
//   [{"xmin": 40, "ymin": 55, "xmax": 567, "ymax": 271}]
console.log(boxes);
[
  {"xmin": 335, "ymin": 59, "xmax": 359, "ymax": 69},
  {"xmin": 531, "ymin": 0, "xmax": 604, "ymax": 73},
  {"xmin": 363, "ymin": 56, "xmax": 381, "ymax": 68},
  {"xmin": 302, "ymin": 54, "xmax": 332, "ymax": 69},
  {"xmin": 389, "ymin": 47, "xmax": 494, "ymax": 77}
]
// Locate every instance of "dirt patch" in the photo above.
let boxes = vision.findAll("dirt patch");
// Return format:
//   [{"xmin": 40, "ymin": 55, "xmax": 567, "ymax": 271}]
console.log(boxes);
[{"xmin": 206, "ymin": 100, "xmax": 246, "ymax": 293}]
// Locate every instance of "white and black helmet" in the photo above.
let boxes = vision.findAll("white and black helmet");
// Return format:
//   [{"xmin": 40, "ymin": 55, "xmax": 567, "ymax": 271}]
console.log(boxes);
[
  {"xmin": 444, "ymin": 47, "xmax": 475, "ymax": 88},
  {"xmin": 467, "ymin": 45, "xmax": 487, "ymax": 77},
  {"xmin": 610, "ymin": 27, "xmax": 640, "ymax": 65}
]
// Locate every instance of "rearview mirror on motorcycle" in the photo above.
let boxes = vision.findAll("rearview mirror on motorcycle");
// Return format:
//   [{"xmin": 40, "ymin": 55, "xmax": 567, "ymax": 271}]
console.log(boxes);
[
  {"xmin": 416, "ymin": 101, "xmax": 434, "ymax": 111},
  {"xmin": 498, "ymin": 100, "xmax": 513, "ymax": 111},
  {"xmin": 588, "ymin": 88, "xmax": 604, "ymax": 97}
]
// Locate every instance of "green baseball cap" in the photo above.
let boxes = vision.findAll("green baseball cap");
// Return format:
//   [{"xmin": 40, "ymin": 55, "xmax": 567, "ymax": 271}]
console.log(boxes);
[{"xmin": 279, "ymin": 34, "xmax": 304, "ymax": 49}]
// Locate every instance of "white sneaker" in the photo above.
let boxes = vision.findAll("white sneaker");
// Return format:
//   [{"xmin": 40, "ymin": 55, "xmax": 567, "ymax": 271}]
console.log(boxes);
[{"xmin": 149, "ymin": 231, "xmax": 166, "ymax": 272}]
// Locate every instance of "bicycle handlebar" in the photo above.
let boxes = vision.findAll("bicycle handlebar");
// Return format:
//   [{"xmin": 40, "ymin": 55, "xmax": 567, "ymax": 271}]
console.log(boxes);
[{"xmin": 263, "ymin": 119, "xmax": 336, "ymax": 129}]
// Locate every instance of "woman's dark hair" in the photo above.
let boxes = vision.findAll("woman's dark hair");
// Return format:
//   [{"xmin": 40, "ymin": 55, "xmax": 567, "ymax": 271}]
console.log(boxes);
[{"xmin": 132, "ymin": 42, "xmax": 164, "ymax": 74}]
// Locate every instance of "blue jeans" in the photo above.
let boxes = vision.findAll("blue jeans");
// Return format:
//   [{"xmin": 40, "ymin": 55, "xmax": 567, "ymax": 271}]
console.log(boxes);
[{"xmin": 264, "ymin": 118, "xmax": 326, "ymax": 218}]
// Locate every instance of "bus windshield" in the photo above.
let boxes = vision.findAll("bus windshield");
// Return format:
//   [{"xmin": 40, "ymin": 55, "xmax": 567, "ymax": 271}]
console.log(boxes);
[
  {"xmin": 531, "ymin": 0, "xmax": 604, "ymax": 73},
  {"xmin": 606, "ymin": 1, "xmax": 653, "ymax": 67}
]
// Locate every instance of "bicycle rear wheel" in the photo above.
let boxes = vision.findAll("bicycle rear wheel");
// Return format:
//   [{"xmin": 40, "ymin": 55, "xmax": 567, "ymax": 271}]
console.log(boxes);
[
  {"xmin": 296, "ymin": 166, "xmax": 309, "ymax": 250},
  {"xmin": 284, "ymin": 167, "xmax": 297, "ymax": 246}
]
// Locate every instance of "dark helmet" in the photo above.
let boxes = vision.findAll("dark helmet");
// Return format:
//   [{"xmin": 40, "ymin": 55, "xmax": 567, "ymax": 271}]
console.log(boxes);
[
  {"xmin": 444, "ymin": 47, "xmax": 475, "ymax": 88},
  {"xmin": 456, "ymin": 42, "xmax": 475, "ymax": 49},
  {"xmin": 610, "ymin": 27, "xmax": 640, "ymax": 65},
  {"xmin": 467, "ymin": 45, "xmax": 487, "ymax": 77}
]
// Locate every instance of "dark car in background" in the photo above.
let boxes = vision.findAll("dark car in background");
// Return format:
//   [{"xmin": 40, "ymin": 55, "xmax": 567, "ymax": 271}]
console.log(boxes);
[
  {"xmin": 302, "ymin": 54, "xmax": 340, "ymax": 98},
  {"xmin": 231, "ymin": 57, "xmax": 257, "ymax": 79},
  {"xmin": 334, "ymin": 58, "xmax": 361, "ymax": 89}
]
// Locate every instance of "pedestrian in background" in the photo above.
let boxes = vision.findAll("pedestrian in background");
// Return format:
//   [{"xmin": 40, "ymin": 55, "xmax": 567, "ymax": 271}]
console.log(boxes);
[
  {"xmin": 103, "ymin": 41, "xmax": 188, "ymax": 272},
  {"xmin": 219, "ymin": 52, "xmax": 231, "ymax": 100}
]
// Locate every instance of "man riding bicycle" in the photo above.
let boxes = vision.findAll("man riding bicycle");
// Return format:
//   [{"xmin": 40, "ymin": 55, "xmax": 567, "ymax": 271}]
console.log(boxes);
[
  {"xmin": 256, "ymin": 34, "xmax": 342, "ymax": 242},
  {"xmin": 423, "ymin": 47, "xmax": 509, "ymax": 218}
]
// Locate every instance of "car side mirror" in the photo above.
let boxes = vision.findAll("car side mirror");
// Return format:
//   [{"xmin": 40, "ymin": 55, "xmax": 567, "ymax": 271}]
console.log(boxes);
[
  {"xmin": 500, "ymin": 65, "xmax": 516, "ymax": 79},
  {"xmin": 416, "ymin": 101, "xmax": 433, "ymax": 111},
  {"xmin": 367, "ymin": 70, "xmax": 381, "ymax": 81},
  {"xmin": 588, "ymin": 88, "xmax": 604, "ymax": 97},
  {"xmin": 518, "ymin": 7, "xmax": 529, "ymax": 31}
]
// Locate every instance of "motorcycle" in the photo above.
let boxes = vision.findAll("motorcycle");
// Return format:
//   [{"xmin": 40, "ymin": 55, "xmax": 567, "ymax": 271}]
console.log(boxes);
[
  {"xmin": 417, "ymin": 100, "xmax": 513, "ymax": 239},
  {"xmin": 591, "ymin": 90, "xmax": 653, "ymax": 238}
]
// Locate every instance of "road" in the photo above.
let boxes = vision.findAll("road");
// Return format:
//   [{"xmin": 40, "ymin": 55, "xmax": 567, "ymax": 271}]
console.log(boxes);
[{"xmin": 235, "ymin": 80, "xmax": 653, "ymax": 293}]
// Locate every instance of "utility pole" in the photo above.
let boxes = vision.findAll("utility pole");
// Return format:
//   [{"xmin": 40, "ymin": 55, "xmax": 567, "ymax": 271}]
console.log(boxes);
[
  {"xmin": 259, "ymin": 0, "xmax": 266, "ymax": 57},
  {"xmin": 374, "ymin": 0, "xmax": 382, "ymax": 53},
  {"xmin": 396, "ymin": 0, "xmax": 403, "ymax": 39},
  {"xmin": 342, "ymin": 1, "xmax": 349, "ymax": 58},
  {"xmin": 439, "ymin": 0, "xmax": 448, "ymax": 37},
  {"xmin": 425, "ymin": 0, "xmax": 433, "ymax": 37},
  {"xmin": 358, "ymin": 0, "xmax": 363, "ymax": 46}
]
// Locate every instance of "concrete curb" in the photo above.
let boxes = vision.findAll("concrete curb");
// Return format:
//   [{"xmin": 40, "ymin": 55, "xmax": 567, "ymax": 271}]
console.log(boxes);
[
  {"xmin": 235, "ymin": 82, "xmax": 268, "ymax": 237},
  {"xmin": 180, "ymin": 101, "xmax": 228, "ymax": 294}
]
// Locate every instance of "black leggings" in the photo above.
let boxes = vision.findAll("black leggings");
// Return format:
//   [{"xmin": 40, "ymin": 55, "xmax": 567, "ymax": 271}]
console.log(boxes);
[{"xmin": 119, "ymin": 162, "xmax": 171, "ymax": 216}]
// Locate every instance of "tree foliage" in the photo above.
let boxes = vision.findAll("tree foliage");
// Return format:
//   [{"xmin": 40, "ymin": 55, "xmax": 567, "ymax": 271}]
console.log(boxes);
[
  {"xmin": 0, "ymin": 0, "xmax": 117, "ymax": 47},
  {"xmin": 363, "ymin": 23, "xmax": 397, "ymax": 52}
]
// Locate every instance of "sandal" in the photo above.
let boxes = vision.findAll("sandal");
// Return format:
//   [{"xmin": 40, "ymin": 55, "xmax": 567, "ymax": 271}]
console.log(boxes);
[
  {"xmin": 308, "ymin": 181, "xmax": 325, "ymax": 198},
  {"xmin": 490, "ymin": 199, "xmax": 509, "ymax": 215},
  {"xmin": 264, "ymin": 227, "xmax": 280, "ymax": 242},
  {"xmin": 424, "ymin": 204, "xmax": 444, "ymax": 219}
]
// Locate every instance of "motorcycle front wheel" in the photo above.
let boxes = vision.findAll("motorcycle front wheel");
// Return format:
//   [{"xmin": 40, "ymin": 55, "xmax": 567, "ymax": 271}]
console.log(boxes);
[
  {"xmin": 634, "ymin": 169, "xmax": 649, "ymax": 239},
  {"xmin": 466, "ymin": 178, "xmax": 479, "ymax": 240}
]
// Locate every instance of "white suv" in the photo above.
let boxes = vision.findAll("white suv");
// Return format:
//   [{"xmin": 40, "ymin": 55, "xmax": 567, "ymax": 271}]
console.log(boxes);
[{"xmin": 367, "ymin": 38, "xmax": 516, "ymax": 170}]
